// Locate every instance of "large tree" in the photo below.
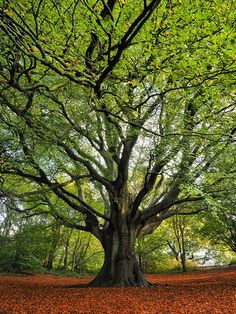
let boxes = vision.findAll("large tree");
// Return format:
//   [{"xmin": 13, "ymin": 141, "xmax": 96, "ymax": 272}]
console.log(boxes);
[{"xmin": 0, "ymin": 0, "xmax": 235, "ymax": 286}]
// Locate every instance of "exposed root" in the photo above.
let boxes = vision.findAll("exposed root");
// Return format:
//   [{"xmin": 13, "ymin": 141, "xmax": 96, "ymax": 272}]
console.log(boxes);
[{"xmin": 88, "ymin": 277, "xmax": 157, "ymax": 288}]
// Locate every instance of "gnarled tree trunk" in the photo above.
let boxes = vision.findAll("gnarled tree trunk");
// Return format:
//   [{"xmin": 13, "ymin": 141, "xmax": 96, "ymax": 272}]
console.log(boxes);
[{"xmin": 89, "ymin": 215, "xmax": 152, "ymax": 287}]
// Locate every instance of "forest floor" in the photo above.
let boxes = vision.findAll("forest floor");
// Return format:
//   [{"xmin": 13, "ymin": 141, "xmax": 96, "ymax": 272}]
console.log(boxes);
[{"xmin": 0, "ymin": 266, "xmax": 235, "ymax": 314}]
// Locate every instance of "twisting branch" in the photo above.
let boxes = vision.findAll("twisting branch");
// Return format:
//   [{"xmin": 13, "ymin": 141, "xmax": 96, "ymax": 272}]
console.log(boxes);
[
  {"xmin": 58, "ymin": 141, "xmax": 115, "ymax": 193},
  {"xmin": 94, "ymin": 0, "xmax": 162, "ymax": 96},
  {"xmin": 58, "ymin": 185, "xmax": 110, "ymax": 222}
]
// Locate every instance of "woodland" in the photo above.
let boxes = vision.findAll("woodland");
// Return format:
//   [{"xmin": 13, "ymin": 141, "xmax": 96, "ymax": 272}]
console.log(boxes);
[{"xmin": 0, "ymin": 0, "xmax": 236, "ymax": 289}]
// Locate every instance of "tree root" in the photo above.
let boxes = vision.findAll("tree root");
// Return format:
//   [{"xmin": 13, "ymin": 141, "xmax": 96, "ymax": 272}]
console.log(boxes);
[{"xmin": 88, "ymin": 277, "xmax": 157, "ymax": 288}]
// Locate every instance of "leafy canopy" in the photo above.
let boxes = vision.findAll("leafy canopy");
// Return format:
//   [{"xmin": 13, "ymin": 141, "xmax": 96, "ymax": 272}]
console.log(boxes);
[{"xmin": 0, "ymin": 0, "xmax": 235, "ymax": 239}]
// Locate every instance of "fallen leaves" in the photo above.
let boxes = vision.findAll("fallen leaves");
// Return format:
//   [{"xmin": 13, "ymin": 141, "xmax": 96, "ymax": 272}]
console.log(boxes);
[{"xmin": 0, "ymin": 267, "xmax": 235, "ymax": 313}]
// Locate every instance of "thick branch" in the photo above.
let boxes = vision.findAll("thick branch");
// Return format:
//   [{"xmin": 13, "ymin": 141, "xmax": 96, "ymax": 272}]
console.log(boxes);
[
  {"xmin": 58, "ymin": 185, "xmax": 110, "ymax": 222},
  {"xmin": 59, "ymin": 142, "xmax": 114, "ymax": 193}
]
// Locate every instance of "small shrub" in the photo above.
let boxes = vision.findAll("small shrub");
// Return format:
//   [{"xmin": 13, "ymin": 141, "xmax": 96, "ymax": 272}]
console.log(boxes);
[{"xmin": 228, "ymin": 258, "xmax": 236, "ymax": 266}]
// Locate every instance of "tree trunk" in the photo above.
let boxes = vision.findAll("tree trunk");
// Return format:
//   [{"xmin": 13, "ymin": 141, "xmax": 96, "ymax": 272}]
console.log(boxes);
[
  {"xmin": 45, "ymin": 223, "xmax": 61, "ymax": 270},
  {"xmin": 89, "ymin": 222, "xmax": 153, "ymax": 287},
  {"xmin": 71, "ymin": 235, "xmax": 81, "ymax": 271},
  {"xmin": 63, "ymin": 229, "xmax": 73, "ymax": 269},
  {"xmin": 180, "ymin": 252, "xmax": 187, "ymax": 272}
]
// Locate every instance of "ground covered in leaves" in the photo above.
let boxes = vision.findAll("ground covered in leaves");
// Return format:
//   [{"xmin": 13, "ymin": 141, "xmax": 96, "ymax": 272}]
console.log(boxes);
[{"xmin": 0, "ymin": 267, "xmax": 235, "ymax": 313}]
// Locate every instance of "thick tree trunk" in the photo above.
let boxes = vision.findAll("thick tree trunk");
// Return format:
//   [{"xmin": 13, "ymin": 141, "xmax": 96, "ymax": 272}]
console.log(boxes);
[{"xmin": 89, "ymin": 223, "xmax": 153, "ymax": 287}]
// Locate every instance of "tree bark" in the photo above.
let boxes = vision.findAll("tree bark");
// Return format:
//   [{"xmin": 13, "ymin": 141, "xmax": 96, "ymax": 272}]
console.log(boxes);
[
  {"xmin": 63, "ymin": 229, "xmax": 73, "ymax": 269},
  {"xmin": 89, "ymin": 218, "xmax": 153, "ymax": 287},
  {"xmin": 71, "ymin": 235, "xmax": 81, "ymax": 271},
  {"xmin": 45, "ymin": 223, "xmax": 61, "ymax": 270},
  {"xmin": 180, "ymin": 252, "xmax": 187, "ymax": 272}
]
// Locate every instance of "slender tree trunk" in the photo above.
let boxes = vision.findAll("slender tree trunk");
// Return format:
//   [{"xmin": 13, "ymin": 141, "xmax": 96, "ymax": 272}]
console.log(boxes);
[
  {"xmin": 63, "ymin": 229, "xmax": 73, "ymax": 269},
  {"xmin": 76, "ymin": 235, "xmax": 91, "ymax": 274},
  {"xmin": 180, "ymin": 252, "xmax": 187, "ymax": 272},
  {"xmin": 46, "ymin": 251, "xmax": 54, "ymax": 270},
  {"xmin": 71, "ymin": 235, "xmax": 81, "ymax": 271},
  {"xmin": 180, "ymin": 235, "xmax": 187, "ymax": 272},
  {"xmin": 46, "ymin": 223, "xmax": 61, "ymax": 270},
  {"xmin": 179, "ymin": 219, "xmax": 187, "ymax": 272},
  {"xmin": 89, "ymin": 217, "xmax": 152, "ymax": 287}
]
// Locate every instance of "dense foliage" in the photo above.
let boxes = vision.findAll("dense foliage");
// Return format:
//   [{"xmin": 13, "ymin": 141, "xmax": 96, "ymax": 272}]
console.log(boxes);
[
  {"xmin": 1, "ymin": 202, "xmax": 235, "ymax": 275},
  {"xmin": 0, "ymin": 0, "xmax": 235, "ymax": 286}
]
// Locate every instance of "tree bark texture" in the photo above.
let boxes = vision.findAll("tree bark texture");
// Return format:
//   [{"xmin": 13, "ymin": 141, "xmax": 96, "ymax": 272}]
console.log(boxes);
[{"xmin": 89, "ymin": 215, "xmax": 153, "ymax": 287}]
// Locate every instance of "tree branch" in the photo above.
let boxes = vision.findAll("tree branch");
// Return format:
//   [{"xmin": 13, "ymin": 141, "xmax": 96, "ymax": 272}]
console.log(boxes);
[
  {"xmin": 94, "ymin": 0, "xmax": 162, "ymax": 96},
  {"xmin": 58, "ymin": 141, "xmax": 114, "ymax": 192}
]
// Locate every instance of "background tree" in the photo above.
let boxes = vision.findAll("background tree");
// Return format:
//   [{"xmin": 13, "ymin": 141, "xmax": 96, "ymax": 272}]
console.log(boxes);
[
  {"xmin": 0, "ymin": 199, "xmax": 102, "ymax": 274},
  {"xmin": 198, "ymin": 152, "xmax": 236, "ymax": 256},
  {"xmin": 136, "ymin": 213, "xmax": 215, "ymax": 274},
  {"xmin": 136, "ymin": 227, "xmax": 167, "ymax": 273},
  {"xmin": 201, "ymin": 203, "xmax": 236, "ymax": 254},
  {"xmin": 0, "ymin": 204, "xmax": 50, "ymax": 272},
  {"xmin": 165, "ymin": 213, "xmax": 208, "ymax": 272},
  {"xmin": 167, "ymin": 215, "xmax": 189, "ymax": 272},
  {"xmin": 0, "ymin": 0, "xmax": 235, "ymax": 286}
]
